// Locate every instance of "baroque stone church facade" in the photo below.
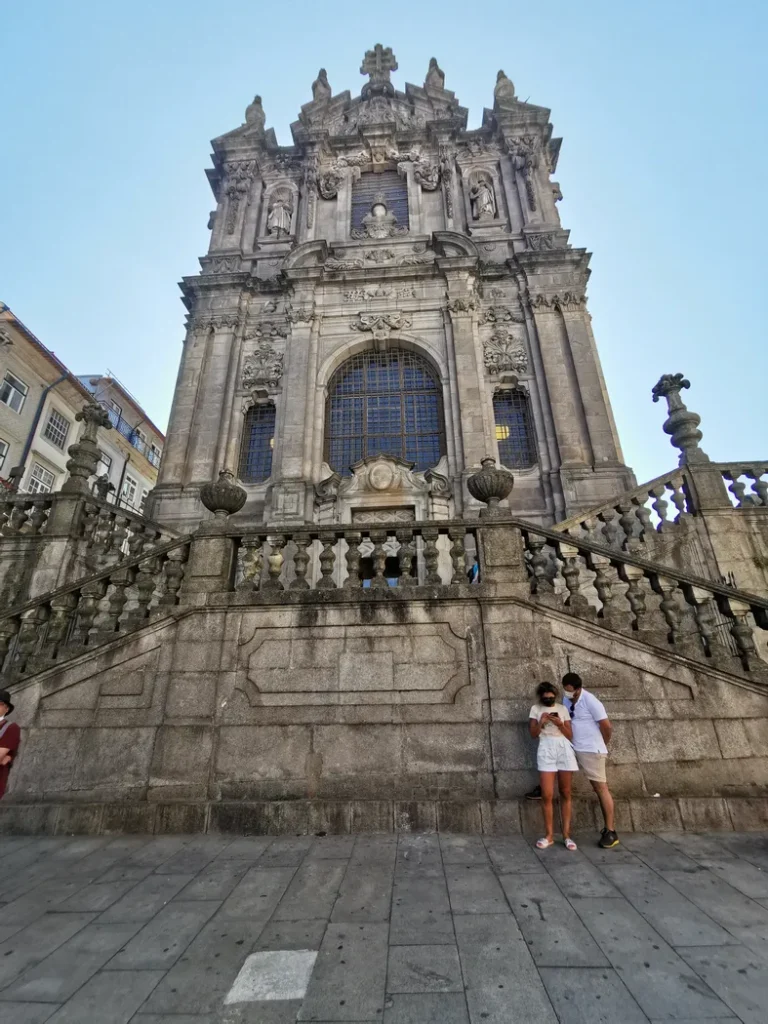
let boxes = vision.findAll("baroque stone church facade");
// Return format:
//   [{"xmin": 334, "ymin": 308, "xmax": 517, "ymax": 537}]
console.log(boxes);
[{"xmin": 150, "ymin": 45, "xmax": 635, "ymax": 532}]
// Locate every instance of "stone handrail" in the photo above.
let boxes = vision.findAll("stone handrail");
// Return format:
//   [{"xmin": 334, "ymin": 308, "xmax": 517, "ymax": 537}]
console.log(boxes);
[
  {"xmin": 78, "ymin": 494, "xmax": 179, "ymax": 570},
  {"xmin": 0, "ymin": 535, "xmax": 191, "ymax": 682}
]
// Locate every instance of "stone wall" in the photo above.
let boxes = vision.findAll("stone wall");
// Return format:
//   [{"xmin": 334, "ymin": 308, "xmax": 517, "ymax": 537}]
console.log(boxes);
[{"xmin": 4, "ymin": 588, "xmax": 767, "ymax": 835}]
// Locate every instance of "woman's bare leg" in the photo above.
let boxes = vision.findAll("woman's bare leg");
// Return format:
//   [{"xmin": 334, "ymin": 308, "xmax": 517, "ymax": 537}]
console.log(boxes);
[
  {"xmin": 557, "ymin": 771, "xmax": 573, "ymax": 839},
  {"xmin": 539, "ymin": 772, "xmax": 556, "ymax": 841}
]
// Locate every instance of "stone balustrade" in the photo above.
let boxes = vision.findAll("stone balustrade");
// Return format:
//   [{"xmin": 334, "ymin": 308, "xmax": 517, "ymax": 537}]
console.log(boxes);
[
  {"xmin": 0, "ymin": 495, "xmax": 54, "ymax": 537},
  {"xmin": 0, "ymin": 537, "xmax": 190, "ymax": 682},
  {"xmin": 230, "ymin": 522, "xmax": 480, "ymax": 592},
  {"xmin": 717, "ymin": 462, "xmax": 768, "ymax": 508},
  {"xmin": 517, "ymin": 520, "xmax": 768, "ymax": 676},
  {"xmin": 551, "ymin": 468, "xmax": 692, "ymax": 552},
  {"xmin": 79, "ymin": 496, "xmax": 179, "ymax": 570}
]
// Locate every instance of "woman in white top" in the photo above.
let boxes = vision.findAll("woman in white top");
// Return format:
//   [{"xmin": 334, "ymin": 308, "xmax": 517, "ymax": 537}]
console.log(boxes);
[{"xmin": 529, "ymin": 681, "xmax": 579, "ymax": 850}]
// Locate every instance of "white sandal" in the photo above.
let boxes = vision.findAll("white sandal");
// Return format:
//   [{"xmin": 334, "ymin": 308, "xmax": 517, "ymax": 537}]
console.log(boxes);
[
  {"xmin": 564, "ymin": 837, "xmax": 578, "ymax": 851},
  {"xmin": 536, "ymin": 837, "xmax": 554, "ymax": 849}
]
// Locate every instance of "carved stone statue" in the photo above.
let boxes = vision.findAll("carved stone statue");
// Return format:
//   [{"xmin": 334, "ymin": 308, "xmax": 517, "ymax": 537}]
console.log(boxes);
[
  {"xmin": 245, "ymin": 95, "xmax": 265, "ymax": 132},
  {"xmin": 351, "ymin": 194, "xmax": 408, "ymax": 240},
  {"xmin": 312, "ymin": 68, "xmax": 331, "ymax": 103},
  {"xmin": 267, "ymin": 188, "xmax": 293, "ymax": 237},
  {"xmin": 425, "ymin": 57, "xmax": 445, "ymax": 90},
  {"xmin": 94, "ymin": 474, "xmax": 115, "ymax": 500},
  {"xmin": 469, "ymin": 172, "xmax": 497, "ymax": 221},
  {"xmin": 494, "ymin": 70, "xmax": 516, "ymax": 108}
]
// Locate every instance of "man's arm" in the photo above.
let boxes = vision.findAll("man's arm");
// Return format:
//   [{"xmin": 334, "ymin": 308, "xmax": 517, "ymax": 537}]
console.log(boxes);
[{"xmin": 598, "ymin": 718, "xmax": 612, "ymax": 744}]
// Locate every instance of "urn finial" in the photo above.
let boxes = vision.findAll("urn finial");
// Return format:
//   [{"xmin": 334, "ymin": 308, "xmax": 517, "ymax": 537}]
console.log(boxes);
[
  {"xmin": 467, "ymin": 457, "xmax": 515, "ymax": 518},
  {"xmin": 651, "ymin": 373, "xmax": 710, "ymax": 466},
  {"xmin": 200, "ymin": 469, "xmax": 247, "ymax": 518}
]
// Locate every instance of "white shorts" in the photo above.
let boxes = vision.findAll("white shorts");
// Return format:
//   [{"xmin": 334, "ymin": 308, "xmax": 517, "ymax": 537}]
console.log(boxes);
[{"xmin": 537, "ymin": 736, "xmax": 579, "ymax": 773}]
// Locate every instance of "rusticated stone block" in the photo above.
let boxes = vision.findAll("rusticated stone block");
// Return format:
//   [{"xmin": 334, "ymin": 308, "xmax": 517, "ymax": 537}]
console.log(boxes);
[
  {"xmin": 72, "ymin": 727, "xmax": 156, "ymax": 796},
  {"xmin": 678, "ymin": 797, "xmax": 733, "ymax": 831},
  {"xmin": 725, "ymin": 797, "xmax": 768, "ymax": 831},
  {"xmin": 437, "ymin": 801, "xmax": 482, "ymax": 833},
  {"xmin": 350, "ymin": 801, "xmax": 392, "ymax": 833},
  {"xmin": 54, "ymin": 804, "xmax": 104, "ymax": 835},
  {"xmin": 480, "ymin": 799, "xmax": 522, "ymax": 834},
  {"xmin": 149, "ymin": 725, "xmax": 213, "ymax": 799},
  {"xmin": 155, "ymin": 803, "xmax": 208, "ymax": 834},
  {"xmin": 490, "ymin": 722, "xmax": 537, "ymax": 771},
  {"xmin": 210, "ymin": 802, "xmax": 281, "ymax": 835},
  {"xmin": 102, "ymin": 803, "xmax": 157, "ymax": 834},
  {"xmin": 0, "ymin": 804, "xmax": 58, "ymax": 834},
  {"xmin": 394, "ymin": 801, "xmax": 437, "ymax": 832},
  {"xmin": 631, "ymin": 719, "xmax": 718, "ymax": 763},
  {"xmin": 628, "ymin": 798, "xmax": 683, "ymax": 831}
]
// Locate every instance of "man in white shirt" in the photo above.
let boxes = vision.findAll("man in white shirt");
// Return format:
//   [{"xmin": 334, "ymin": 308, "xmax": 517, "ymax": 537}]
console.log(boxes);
[{"xmin": 562, "ymin": 672, "xmax": 619, "ymax": 848}]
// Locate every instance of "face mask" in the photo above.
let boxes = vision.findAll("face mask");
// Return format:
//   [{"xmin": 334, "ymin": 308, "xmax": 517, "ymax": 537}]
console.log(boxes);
[
  {"xmin": 565, "ymin": 691, "xmax": 579, "ymax": 702},
  {"xmin": 541, "ymin": 697, "xmax": 556, "ymax": 707}
]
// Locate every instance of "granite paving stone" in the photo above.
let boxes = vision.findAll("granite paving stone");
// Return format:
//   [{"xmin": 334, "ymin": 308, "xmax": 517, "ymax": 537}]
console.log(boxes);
[
  {"xmin": 306, "ymin": 835, "xmax": 357, "ymax": 859},
  {"xmin": 106, "ymin": 899, "xmax": 220, "ymax": 970},
  {"xmin": 0, "ymin": 921, "xmax": 142, "ymax": 1003},
  {"xmin": 619, "ymin": 833, "xmax": 700, "ymax": 871},
  {"xmin": 217, "ymin": 867, "xmax": 297, "ymax": 920},
  {"xmin": 500, "ymin": 874, "xmax": 609, "ymax": 967},
  {"xmin": 446, "ymin": 865, "xmax": 509, "ymax": 915},
  {"xmin": 483, "ymin": 837, "xmax": 548, "ymax": 874},
  {"xmin": 0, "ymin": 1003, "xmax": 60, "ymax": 1023},
  {"xmin": 539, "ymin": 850, "xmax": 622, "ymax": 899},
  {"xmin": 256, "ymin": 837, "xmax": 314, "ymax": 867},
  {"xmin": 383, "ymin": 993, "xmax": 470, "ymax": 1024},
  {"xmin": 660, "ymin": 867, "xmax": 768, "ymax": 956},
  {"xmin": 253, "ymin": 918, "xmax": 328, "ymax": 951},
  {"xmin": 43, "ymin": 969, "xmax": 164, "ymax": 1024},
  {"xmin": 297, "ymin": 921, "xmax": 389, "ymax": 1021},
  {"xmin": 173, "ymin": 861, "xmax": 250, "ymax": 902},
  {"xmin": 213, "ymin": 838, "xmax": 273, "ymax": 862},
  {"xmin": 387, "ymin": 944, "xmax": 463, "ymax": 993},
  {"xmin": 389, "ymin": 908, "xmax": 456, "ymax": 945},
  {"xmin": 0, "ymin": 912, "xmax": 95, "ymax": 989},
  {"xmin": 696, "ymin": 856, "xmax": 768, "ymax": 899},
  {"xmin": 55, "ymin": 878, "xmax": 142, "ymax": 913},
  {"xmin": 331, "ymin": 862, "xmax": 393, "ymax": 922},
  {"xmin": 571, "ymin": 896, "xmax": 731, "ymax": 1019},
  {"xmin": 98, "ymin": 873, "xmax": 194, "ymax": 923},
  {"xmin": 676, "ymin": 944, "xmax": 768, "ymax": 1024},
  {"xmin": 154, "ymin": 837, "xmax": 233, "ymax": 876},
  {"xmin": 272, "ymin": 859, "xmax": 347, "ymax": 921},
  {"xmin": 439, "ymin": 835, "xmax": 489, "ymax": 865},
  {"xmin": 539, "ymin": 966, "xmax": 650, "ymax": 1023}
]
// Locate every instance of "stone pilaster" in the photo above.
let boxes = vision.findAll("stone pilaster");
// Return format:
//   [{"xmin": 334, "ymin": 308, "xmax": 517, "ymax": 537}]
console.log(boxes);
[{"xmin": 186, "ymin": 315, "xmax": 241, "ymax": 485}]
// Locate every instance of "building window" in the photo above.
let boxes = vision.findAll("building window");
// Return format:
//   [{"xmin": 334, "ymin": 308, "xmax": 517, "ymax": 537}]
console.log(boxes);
[
  {"xmin": 0, "ymin": 371, "xmax": 29, "ymax": 414},
  {"xmin": 42, "ymin": 408, "xmax": 71, "ymax": 450},
  {"xmin": 351, "ymin": 170, "xmax": 409, "ymax": 233},
  {"xmin": 27, "ymin": 463, "xmax": 56, "ymax": 494},
  {"xmin": 238, "ymin": 404, "xmax": 275, "ymax": 483},
  {"xmin": 325, "ymin": 349, "xmax": 445, "ymax": 476},
  {"xmin": 121, "ymin": 474, "xmax": 138, "ymax": 508},
  {"xmin": 0, "ymin": 438, "xmax": 8, "ymax": 471},
  {"xmin": 95, "ymin": 451, "xmax": 112, "ymax": 480},
  {"xmin": 493, "ymin": 388, "xmax": 537, "ymax": 468}
]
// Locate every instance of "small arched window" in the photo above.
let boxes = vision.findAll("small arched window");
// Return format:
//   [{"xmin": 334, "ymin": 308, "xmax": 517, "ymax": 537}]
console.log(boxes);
[
  {"xmin": 493, "ymin": 388, "xmax": 537, "ymax": 469},
  {"xmin": 238, "ymin": 403, "xmax": 275, "ymax": 483}
]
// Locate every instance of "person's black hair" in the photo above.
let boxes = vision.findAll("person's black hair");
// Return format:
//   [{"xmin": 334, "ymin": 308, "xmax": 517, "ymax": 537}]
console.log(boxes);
[
  {"xmin": 562, "ymin": 671, "xmax": 582, "ymax": 690},
  {"xmin": 536, "ymin": 681, "xmax": 557, "ymax": 700}
]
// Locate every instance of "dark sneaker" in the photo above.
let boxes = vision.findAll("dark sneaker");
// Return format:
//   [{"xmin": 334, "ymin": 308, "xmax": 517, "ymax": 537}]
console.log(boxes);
[
  {"xmin": 525, "ymin": 785, "xmax": 542, "ymax": 801},
  {"xmin": 598, "ymin": 829, "xmax": 620, "ymax": 849}
]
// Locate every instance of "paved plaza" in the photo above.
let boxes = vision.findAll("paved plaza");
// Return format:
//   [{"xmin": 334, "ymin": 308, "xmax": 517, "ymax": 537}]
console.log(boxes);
[{"xmin": 0, "ymin": 830, "xmax": 767, "ymax": 1023}]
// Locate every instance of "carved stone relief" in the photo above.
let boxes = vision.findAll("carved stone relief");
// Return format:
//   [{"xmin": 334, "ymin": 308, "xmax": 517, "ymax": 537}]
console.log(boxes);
[
  {"xmin": 531, "ymin": 292, "xmax": 586, "ymax": 312},
  {"xmin": 351, "ymin": 194, "xmax": 408, "ymax": 240},
  {"xmin": 349, "ymin": 311, "xmax": 412, "ymax": 346},
  {"xmin": 507, "ymin": 135, "xmax": 539, "ymax": 212},
  {"xmin": 483, "ymin": 330, "xmax": 528, "ymax": 376},
  {"xmin": 483, "ymin": 306, "xmax": 525, "ymax": 325},
  {"xmin": 343, "ymin": 285, "xmax": 415, "ymax": 303},
  {"xmin": 224, "ymin": 160, "xmax": 257, "ymax": 234},
  {"xmin": 241, "ymin": 344, "xmax": 284, "ymax": 390}
]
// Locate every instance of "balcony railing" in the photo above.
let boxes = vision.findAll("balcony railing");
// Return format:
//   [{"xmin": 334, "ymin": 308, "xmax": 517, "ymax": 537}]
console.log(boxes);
[{"xmin": 104, "ymin": 407, "xmax": 162, "ymax": 468}]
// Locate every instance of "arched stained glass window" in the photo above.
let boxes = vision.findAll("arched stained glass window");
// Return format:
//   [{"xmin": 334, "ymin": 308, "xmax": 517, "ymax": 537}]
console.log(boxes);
[
  {"xmin": 325, "ymin": 349, "xmax": 445, "ymax": 475},
  {"xmin": 493, "ymin": 388, "xmax": 537, "ymax": 469},
  {"xmin": 238, "ymin": 403, "xmax": 275, "ymax": 483}
]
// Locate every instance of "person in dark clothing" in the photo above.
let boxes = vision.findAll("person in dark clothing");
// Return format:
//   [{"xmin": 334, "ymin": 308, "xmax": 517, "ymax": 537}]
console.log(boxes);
[{"xmin": 0, "ymin": 689, "xmax": 20, "ymax": 800}]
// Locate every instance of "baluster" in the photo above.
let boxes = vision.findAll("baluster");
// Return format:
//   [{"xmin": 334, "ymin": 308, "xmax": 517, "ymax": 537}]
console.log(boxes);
[
  {"xmin": 110, "ymin": 513, "xmax": 130, "ymax": 559},
  {"xmin": 80, "ymin": 500, "xmax": 100, "ymax": 543},
  {"xmin": 159, "ymin": 546, "xmax": 188, "ymax": 607},
  {"xmin": 722, "ymin": 470, "xmax": 747, "ymax": 507},
  {"xmin": 652, "ymin": 575, "xmax": 683, "ymax": 643},
  {"xmin": 0, "ymin": 616, "xmax": 20, "ymax": 672},
  {"xmin": 688, "ymin": 586, "xmax": 722, "ymax": 658},
  {"xmin": 368, "ymin": 529, "xmax": 388, "ymax": 589},
  {"xmin": 618, "ymin": 563, "xmax": 647, "ymax": 630},
  {"xmin": 290, "ymin": 532, "xmax": 311, "ymax": 591},
  {"xmin": 45, "ymin": 591, "xmax": 79, "ymax": 660},
  {"xmin": 128, "ymin": 557, "xmax": 160, "ymax": 629},
  {"xmin": 668, "ymin": 480, "xmax": 689, "ymax": 520},
  {"xmin": 581, "ymin": 516, "xmax": 599, "ymax": 543},
  {"xmin": 422, "ymin": 527, "xmax": 441, "ymax": 586},
  {"xmin": 587, "ymin": 553, "xmax": 615, "ymax": 617},
  {"xmin": 26, "ymin": 500, "xmax": 49, "ymax": 536},
  {"xmin": 127, "ymin": 522, "xmax": 147, "ymax": 560},
  {"xmin": 76, "ymin": 580, "xmax": 109, "ymax": 645},
  {"xmin": 448, "ymin": 527, "xmax": 466, "ymax": 585},
  {"xmin": 746, "ymin": 468, "xmax": 768, "ymax": 507},
  {"xmin": 91, "ymin": 509, "xmax": 113, "ymax": 561},
  {"xmin": 315, "ymin": 532, "xmax": 337, "ymax": 590},
  {"xmin": 395, "ymin": 528, "xmax": 415, "ymax": 586},
  {"xmin": 343, "ymin": 530, "xmax": 362, "ymax": 589},
  {"xmin": 650, "ymin": 486, "xmax": 670, "ymax": 529},
  {"xmin": 598, "ymin": 508, "xmax": 623, "ymax": 549},
  {"xmin": 632, "ymin": 497, "xmax": 654, "ymax": 542},
  {"xmin": 14, "ymin": 604, "xmax": 48, "ymax": 672},
  {"xmin": 236, "ymin": 536, "xmax": 264, "ymax": 592},
  {"xmin": 526, "ymin": 534, "xmax": 553, "ymax": 593},
  {"xmin": 102, "ymin": 567, "xmax": 135, "ymax": 635},
  {"xmin": 0, "ymin": 499, "xmax": 16, "ymax": 534},
  {"xmin": 617, "ymin": 500, "xmax": 638, "ymax": 552},
  {"xmin": 558, "ymin": 543, "xmax": 593, "ymax": 617},
  {"xmin": 724, "ymin": 597, "xmax": 759, "ymax": 669},
  {"xmin": 261, "ymin": 535, "xmax": 286, "ymax": 592}
]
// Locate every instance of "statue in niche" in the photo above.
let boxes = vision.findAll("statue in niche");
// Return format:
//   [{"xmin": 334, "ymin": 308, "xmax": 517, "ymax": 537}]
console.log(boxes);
[
  {"xmin": 351, "ymin": 193, "xmax": 408, "ymax": 240},
  {"xmin": 469, "ymin": 171, "xmax": 497, "ymax": 221},
  {"xmin": 494, "ymin": 70, "xmax": 516, "ymax": 107},
  {"xmin": 267, "ymin": 188, "xmax": 293, "ymax": 237},
  {"xmin": 425, "ymin": 57, "xmax": 445, "ymax": 90},
  {"xmin": 312, "ymin": 68, "xmax": 331, "ymax": 103},
  {"xmin": 245, "ymin": 95, "xmax": 266, "ymax": 132}
]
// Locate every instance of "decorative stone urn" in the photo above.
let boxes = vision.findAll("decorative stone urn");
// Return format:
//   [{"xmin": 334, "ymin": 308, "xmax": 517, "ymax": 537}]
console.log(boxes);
[
  {"xmin": 467, "ymin": 457, "xmax": 514, "ymax": 518},
  {"xmin": 651, "ymin": 373, "xmax": 710, "ymax": 466},
  {"xmin": 200, "ymin": 470, "xmax": 247, "ymax": 518}
]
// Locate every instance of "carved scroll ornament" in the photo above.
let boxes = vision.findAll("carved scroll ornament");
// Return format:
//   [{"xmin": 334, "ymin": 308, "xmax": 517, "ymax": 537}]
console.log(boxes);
[
  {"xmin": 483, "ymin": 330, "xmax": 528, "ymax": 376},
  {"xmin": 242, "ymin": 344, "xmax": 284, "ymax": 390}
]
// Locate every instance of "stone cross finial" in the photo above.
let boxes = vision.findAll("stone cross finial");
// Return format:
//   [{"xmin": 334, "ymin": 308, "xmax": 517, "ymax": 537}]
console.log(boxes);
[
  {"xmin": 652, "ymin": 373, "xmax": 710, "ymax": 466},
  {"xmin": 61, "ymin": 402, "xmax": 113, "ymax": 495},
  {"xmin": 360, "ymin": 44, "xmax": 397, "ymax": 99}
]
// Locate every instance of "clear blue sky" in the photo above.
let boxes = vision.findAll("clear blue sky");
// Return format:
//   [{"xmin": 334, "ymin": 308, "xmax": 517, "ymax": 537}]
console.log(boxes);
[{"xmin": 2, "ymin": 1, "xmax": 765, "ymax": 481}]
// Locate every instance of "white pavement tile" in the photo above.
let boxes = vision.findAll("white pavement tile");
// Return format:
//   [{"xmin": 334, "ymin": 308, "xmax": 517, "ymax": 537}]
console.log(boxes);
[{"xmin": 224, "ymin": 950, "xmax": 318, "ymax": 1004}]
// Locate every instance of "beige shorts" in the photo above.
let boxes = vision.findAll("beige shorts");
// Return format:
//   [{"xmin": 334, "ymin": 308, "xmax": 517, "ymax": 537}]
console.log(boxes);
[{"xmin": 575, "ymin": 750, "xmax": 607, "ymax": 783}]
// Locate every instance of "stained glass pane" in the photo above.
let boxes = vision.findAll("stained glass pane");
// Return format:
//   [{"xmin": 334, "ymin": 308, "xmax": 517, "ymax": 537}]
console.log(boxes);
[
  {"xmin": 326, "ymin": 349, "xmax": 445, "ymax": 475},
  {"xmin": 493, "ymin": 389, "xmax": 537, "ymax": 468}
]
